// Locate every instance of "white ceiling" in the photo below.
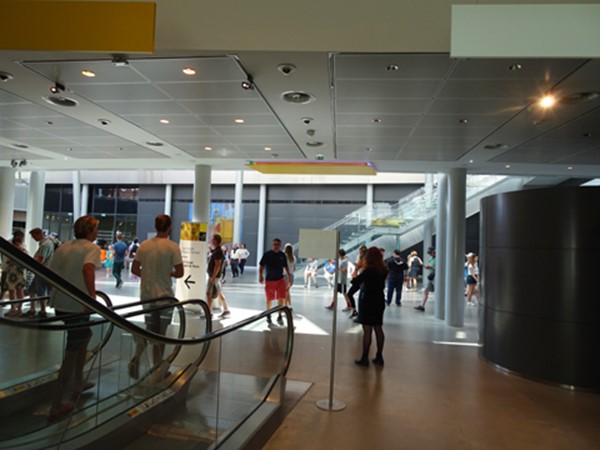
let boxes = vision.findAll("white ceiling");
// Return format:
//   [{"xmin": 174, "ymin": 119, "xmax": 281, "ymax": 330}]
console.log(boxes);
[{"xmin": 0, "ymin": 52, "xmax": 599, "ymax": 178}]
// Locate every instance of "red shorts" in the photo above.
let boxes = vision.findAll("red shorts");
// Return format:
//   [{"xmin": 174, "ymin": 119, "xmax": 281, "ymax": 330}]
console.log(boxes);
[{"xmin": 265, "ymin": 278, "xmax": 287, "ymax": 301}]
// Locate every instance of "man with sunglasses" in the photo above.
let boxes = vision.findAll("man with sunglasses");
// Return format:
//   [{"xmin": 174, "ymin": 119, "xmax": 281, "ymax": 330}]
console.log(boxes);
[{"xmin": 258, "ymin": 238, "xmax": 290, "ymax": 326}]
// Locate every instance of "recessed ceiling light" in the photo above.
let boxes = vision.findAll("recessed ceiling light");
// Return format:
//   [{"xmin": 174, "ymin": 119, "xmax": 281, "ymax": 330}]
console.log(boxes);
[
  {"xmin": 159, "ymin": 119, "xmax": 170, "ymax": 124},
  {"xmin": 366, "ymin": 147, "xmax": 373, "ymax": 152},
  {"xmin": 81, "ymin": 70, "xmax": 96, "ymax": 78},
  {"xmin": 45, "ymin": 121, "xmax": 54, "ymax": 125},
  {"xmin": 182, "ymin": 67, "xmax": 196, "ymax": 75},
  {"xmin": 264, "ymin": 146, "xmax": 272, "ymax": 151},
  {"xmin": 505, "ymin": 164, "xmax": 511, "ymax": 169},
  {"xmin": 459, "ymin": 118, "xmax": 469, "ymax": 124},
  {"xmin": 469, "ymin": 159, "xmax": 474, "ymax": 164},
  {"xmin": 539, "ymin": 94, "xmax": 556, "ymax": 108},
  {"xmin": 43, "ymin": 96, "xmax": 78, "ymax": 107},
  {"xmin": 0, "ymin": 71, "xmax": 14, "ymax": 82},
  {"xmin": 306, "ymin": 141, "xmax": 324, "ymax": 147},
  {"xmin": 241, "ymin": 80, "xmax": 253, "ymax": 90},
  {"xmin": 386, "ymin": 64, "xmax": 399, "ymax": 71},
  {"xmin": 68, "ymin": 147, "xmax": 73, "ymax": 151},
  {"xmin": 98, "ymin": 118, "xmax": 111, "ymax": 125},
  {"xmin": 119, "ymin": 147, "xmax": 124, "ymax": 151},
  {"xmin": 567, "ymin": 166, "xmax": 573, "ymax": 170},
  {"xmin": 12, "ymin": 143, "xmax": 28, "ymax": 149},
  {"xmin": 484, "ymin": 143, "xmax": 510, "ymax": 150},
  {"xmin": 146, "ymin": 141, "xmax": 163, "ymax": 147},
  {"xmin": 372, "ymin": 118, "xmax": 382, "ymax": 124},
  {"xmin": 508, "ymin": 64, "xmax": 523, "ymax": 71},
  {"xmin": 234, "ymin": 118, "xmax": 245, "ymax": 124},
  {"xmin": 281, "ymin": 91, "xmax": 315, "ymax": 104},
  {"xmin": 204, "ymin": 146, "xmax": 212, "ymax": 151}
]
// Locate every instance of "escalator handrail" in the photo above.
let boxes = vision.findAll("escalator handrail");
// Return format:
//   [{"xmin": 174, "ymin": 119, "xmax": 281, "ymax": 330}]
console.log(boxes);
[{"xmin": 0, "ymin": 236, "xmax": 214, "ymax": 345}]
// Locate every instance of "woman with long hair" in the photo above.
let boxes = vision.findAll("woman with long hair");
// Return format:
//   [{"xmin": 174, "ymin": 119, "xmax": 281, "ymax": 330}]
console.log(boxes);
[
  {"xmin": 347, "ymin": 246, "xmax": 388, "ymax": 366},
  {"xmin": 283, "ymin": 244, "xmax": 296, "ymax": 309},
  {"xmin": 465, "ymin": 253, "xmax": 479, "ymax": 305}
]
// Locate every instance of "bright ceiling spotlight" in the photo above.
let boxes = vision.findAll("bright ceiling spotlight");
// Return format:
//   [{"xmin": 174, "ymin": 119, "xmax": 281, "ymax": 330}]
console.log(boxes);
[
  {"xmin": 264, "ymin": 146, "xmax": 272, "ymax": 151},
  {"xmin": 81, "ymin": 70, "xmax": 96, "ymax": 78},
  {"xmin": 159, "ymin": 119, "xmax": 170, "ymax": 124},
  {"xmin": 241, "ymin": 76, "xmax": 254, "ymax": 90},
  {"xmin": 182, "ymin": 67, "xmax": 196, "ymax": 75},
  {"xmin": 49, "ymin": 83, "xmax": 63, "ymax": 94},
  {"xmin": 234, "ymin": 118, "xmax": 245, "ymax": 124},
  {"xmin": 539, "ymin": 94, "xmax": 557, "ymax": 108}
]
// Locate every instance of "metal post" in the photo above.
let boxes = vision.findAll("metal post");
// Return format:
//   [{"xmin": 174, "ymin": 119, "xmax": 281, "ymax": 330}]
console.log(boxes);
[
  {"xmin": 256, "ymin": 184, "xmax": 267, "ymax": 280},
  {"xmin": 233, "ymin": 170, "xmax": 243, "ymax": 245},
  {"xmin": 434, "ymin": 173, "xmax": 448, "ymax": 320}
]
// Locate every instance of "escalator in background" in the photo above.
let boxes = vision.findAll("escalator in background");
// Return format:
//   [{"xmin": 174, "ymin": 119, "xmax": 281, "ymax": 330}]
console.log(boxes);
[{"xmin": 0, "ymin": 237, "xmax": 294, "ymax": 449}]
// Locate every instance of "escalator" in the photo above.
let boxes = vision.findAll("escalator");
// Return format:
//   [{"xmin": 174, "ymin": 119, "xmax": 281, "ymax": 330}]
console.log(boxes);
[{"xmin": 0, "ymin": 237, "xmax": 294, "ymax": 449}]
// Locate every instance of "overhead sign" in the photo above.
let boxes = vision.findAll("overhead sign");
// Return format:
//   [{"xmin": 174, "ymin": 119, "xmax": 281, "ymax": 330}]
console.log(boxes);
[
  {"xmin": 176, "ymin": 222, "xmax": 207, "ymax": 304},
  {"xmin": 299, "ymin": 229, "xmax": 339, "ymax": 259}
]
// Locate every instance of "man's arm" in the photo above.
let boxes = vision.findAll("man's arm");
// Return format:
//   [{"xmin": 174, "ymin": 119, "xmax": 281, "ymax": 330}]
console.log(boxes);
[
  {"xmin": 82, "ymin": 262, "xmax": 96, "ymax": 313},
  {"xmin": 259, "ymin": 264, "xmax": 265, "ymax": 283},
  {"xmin": 131, "ymin": 260, "xmax": 142, "ymax": 277},
  {"xmin": 211, "ymin": 259, "xmax": 222, "ymax": 281}
]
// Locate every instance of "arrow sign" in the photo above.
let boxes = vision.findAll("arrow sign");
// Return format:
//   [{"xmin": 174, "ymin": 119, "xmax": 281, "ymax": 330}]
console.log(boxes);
[{"xmin": 184, "ymin": 275, "xmax": 196, "ymax": 289}]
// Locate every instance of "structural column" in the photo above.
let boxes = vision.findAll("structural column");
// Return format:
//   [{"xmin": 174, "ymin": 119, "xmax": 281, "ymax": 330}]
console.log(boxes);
[
  {"xmin": 0, "ymin": 168, "xmax": 16, "ymax": 239},
  {"xmin": 72, "ymin": 171, "xmax": 81, "ymax": 222},
  {"xmin": 233, "ymin": 170, "xmax": 243, "ymax": 245},
  {"xmin": 80, "ymin": 184, "xmax": 89, "ymax": 216},
  {"xmin": 434, "ymin": 173, "xmax": 448, "ymax": 320},
  {"xmin": 365, "ymin": 183, "xmax": 374, "ymax": 227},
  {"xmin": 444, "ymin": 168, "xmax": 467, "ymax": 327},
  {"xmin": 423, "ymin": 173, "xmax": 434, "ymax": 264},
  {"xmin": 256, "ymin": 184, "xmax": 267, "ymax": 277},
  {"xmin": 192, "ymin": 165, "xmax": 211, "ymax": 224},
  {"xmin": 164, "ymin": 184, "xmax": 173, "ymax": 216},
  {"xmin": 25, "ymin": 171, "xmax": 46, "ymax": 253}
]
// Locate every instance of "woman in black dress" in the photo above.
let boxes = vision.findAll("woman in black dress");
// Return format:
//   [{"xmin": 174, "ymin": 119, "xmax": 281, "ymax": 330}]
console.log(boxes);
[{"xmin": 347, "ymin": 246, "xmax": 387, "ymax": 366}]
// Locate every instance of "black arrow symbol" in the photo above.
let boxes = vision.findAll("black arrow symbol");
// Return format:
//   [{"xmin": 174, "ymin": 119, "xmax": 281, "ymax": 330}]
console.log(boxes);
[{"xmin": 184, "ymin": 275, "xmax": 196, "ymax": 289}]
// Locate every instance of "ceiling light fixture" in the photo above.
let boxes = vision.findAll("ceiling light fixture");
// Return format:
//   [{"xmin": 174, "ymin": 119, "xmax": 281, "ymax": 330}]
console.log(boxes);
[
  {"xmin": 372, "ymin": 118, "xmax": 382, "ymax": 124},
  {"xmin": 306, "ymin": 141, "xmax": 324, "ymax": 147},
  {"xmin": 98, "ymin": 119, "xmax": 111, "ymax": 126},
  {"xmin": 484, "ymin": 143, "xmax": 510, "ymax": 150},
  {"xmin": 111, "ymin": 56, "xmax": 129, "ymax": 67},
  {"xmin": 459, "ymin": 118, "xmax": 469, "ymax": 124},
  {"xmin": 539, "ymin": 94, "xmax": 556, "ymax": 108},
  {"xmin": 234, "ymin": 118, "xmax": 245, "ymax": 124},
  {"xmin": 204, "ymin": 146, "xmax": 212, "ymax": 151},
  {"xmin": 301, "ymin": 117, "xmax": 313, "ymax": 125},
  {"xmin": 469, "ymin": 159, "xmax": 474, "ymax": 164},
  {"xmin": 81, "ymin": 70, "xmax": 96, "ymax": 78},
  {"xmin": 182, "ymin": 67, "xmax": 196, "ymax": 75},
  {"xmin": 567, "ymin": 166, "xmax": 573, "ymax": 170},
  {"xmin": 386, "ymin": 64, "xmax": 399, "ymax": 72},
  {"xmin": 315, "ymin": 154, "xmax": 325, "ymax": 160},
  {"xmin": 366, "ymin": 147, "xmax": 373, "ymax": 152},
  {"xmin": 45, "ymin": 121, "xmax": 53, "ymax": 125},
  {"xmin": 277, "ymin": 64, "xmax": 296, "ymax": 76},
  {"xmin": 508, "ymin": 64, "xmax": 523, "ymax": 71},
  {"xmin": 146, "ymin": 141, "xmax": 163, "ymax": 147},
  {"xmin": 264, "ymin": 147, "xmax": 272, "ymax": 151},
  {"xmin": 68, "ymin": 147, "xmax": 73, "ymax": 151},
  {"xmin": 241, "ymin": 76, "xmax": 254, "ymax": 90},
  {"xmin": 505, "ymin": 164, "xmax": 511, "ymax": 169},
  {"xmin": 12, "ymin": 143, "xmax": 28, "ymax": 149},
  {"xmin": 159, "ymin": 119, "xmax": 170, "ymax": 124},
  {"xmin": 0, "ymin": 71, "xmax": 14, "ymax": 82},
  {"xmin": 49, "ymin": 82, "xmax": 65, "ymax": 94},
  {"xmin": 559, "ymin": 91, "xmax": 600, "ymax": 104},
  {"xmin": 43, "ymin": 96, "xmax": 78, "ymax": 107},
  {"xmin": 282, "ymin": 91, "xmax": 315, "ymax": 104}
]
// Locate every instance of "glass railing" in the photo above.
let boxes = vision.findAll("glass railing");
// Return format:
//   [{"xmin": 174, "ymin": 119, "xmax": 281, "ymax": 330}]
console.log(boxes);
[{"xmin": 0, "ymin": 237, "xmax": 294, "ymax": 449}]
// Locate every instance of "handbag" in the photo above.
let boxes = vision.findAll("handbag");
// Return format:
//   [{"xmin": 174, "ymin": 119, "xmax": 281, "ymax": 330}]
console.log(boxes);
[{"xmin": 427, "ymin": 273, "xmax": 435, "ymax": 281}]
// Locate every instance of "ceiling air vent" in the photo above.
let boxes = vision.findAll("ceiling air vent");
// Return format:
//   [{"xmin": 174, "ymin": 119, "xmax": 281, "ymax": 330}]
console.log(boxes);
[
  {"xmin": 43, "ymin": 96, "xmax": 78, "ymax": 107},
  {"xmin": 281, "ymin": 91, "xmax": 315, "ymax": 104}
]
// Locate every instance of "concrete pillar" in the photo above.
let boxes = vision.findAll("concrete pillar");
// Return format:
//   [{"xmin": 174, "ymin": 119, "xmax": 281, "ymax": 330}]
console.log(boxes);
[
  {"xmin": 192, "ymin": 165, "xmax": 211, "ymax": 223},
  {"xmin": 233, "ymin": 170, "xmax": 243, "ymax": 245},
  {"xmin": 164, "ymin": 184, "xmax": 173, "ymax": 216},
  {"xmin": 0, "ymin": 168, "xmax": 16, "ymax": 239},
  {"xmin": 434, "ymin": 173, "xmax": 448, "ymax": 320},
  {"xmin": 365, "ymin": 184, "xmax": 374, "ymax": 227},
  {"xmin": 256, "ymin": 184, "xmax": 267, "ymax": 277},
  {"xmin": 80, "ymin": 184, "xmax": 89, "ymax": 216},
  {"xmin": 72, "ymin": 171, "xmax": 81, "ymax": 222},
  {"xmin": 444, "ymin": 168, "xmax": 467, "ymax": 327},
  {"xmin": 25, "ymin": 171, "xmax": 46, "ymax": 253}
]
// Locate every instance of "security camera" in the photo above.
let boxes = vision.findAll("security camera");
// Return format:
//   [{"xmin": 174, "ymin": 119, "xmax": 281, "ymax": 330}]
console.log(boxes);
[
  {"xmin": 10, "ymin": 159, "xmax": 18, "ymax": 168},
  {"xmin": 301, "ymin": 117, "xmax": 313, "ymax": 125},
  {"xmin": 277, "ymin": 64, "xmax": 296, "ymax": 76}
]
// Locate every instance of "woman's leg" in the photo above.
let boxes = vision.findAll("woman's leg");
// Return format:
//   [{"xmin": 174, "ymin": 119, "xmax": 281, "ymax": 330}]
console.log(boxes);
[
  {"xmin": 373, "ymin": 325, "xmax": 385, "ymax": 364},
  {"xmin": 356, "ymin": 325, "xmax": 372, "ymax": 365},
  {"xmin": 466, "ymin": 284, "xmax": 474, "ymax": 303}
]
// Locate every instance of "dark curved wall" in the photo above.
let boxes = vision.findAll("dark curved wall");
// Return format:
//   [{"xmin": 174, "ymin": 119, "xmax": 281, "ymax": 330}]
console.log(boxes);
[{"xmin": 480, "ymin": 187, "xmax": 600, "ymax": 389}]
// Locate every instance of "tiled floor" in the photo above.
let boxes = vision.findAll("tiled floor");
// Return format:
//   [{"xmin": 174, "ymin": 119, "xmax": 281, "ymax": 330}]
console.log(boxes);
[{"xmin": 6, "ymin": 268, "xmax": 599, "ymax": 449}]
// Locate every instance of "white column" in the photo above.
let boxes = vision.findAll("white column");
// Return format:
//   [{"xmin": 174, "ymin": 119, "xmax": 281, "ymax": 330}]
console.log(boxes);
[
  {"xmin": 164, "ymin": 184, "xmax": 173, "ymax": 216},
  {"xmin": 434, "ymin": 173, "xmax": 448, "ymax": 321},
  {"xmin": 192, "ymin": 165, "xmax": 211, "ymax": 223},
  {"xmin": 424, "ymin": 173, "xmax": 434, "ymax": 209},
  {"xmin": 365, "ymin": 184, "xmax": 374, "ymax": 226},
  {"xmin": 72, "ymin": 171, "xmax": 81, "ymax": 221},
  {"xmin": 256, "ymin": 184, "xmax": 267, "ymax": 278},
  {"xmin": 80, "ymin": 184, "xmax": 89, "ymax": 216},
  {"xmin": 0, "ymin": 168, "xmax": 16, "ymax": 239},
  {"xmin": 233, "ymin": 170, "xmax": 243, "ymax": 245},
  {"xmin": 25, "ymin": 171, "xmax": 46, "ymax": 253},
  {"xmin": 444, "ymin": 168, "xmax": 467, "ymax": 327}
]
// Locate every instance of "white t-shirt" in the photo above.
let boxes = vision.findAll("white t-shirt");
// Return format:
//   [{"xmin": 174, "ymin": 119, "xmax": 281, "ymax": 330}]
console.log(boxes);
[
  {"xmin": 237, "ymin": 248, "xmax": 250, "ymax": 260},
  {"xmin": 49, "ymin": 239, "xmax": 102, "ymax": 313},
  {"xmin": 134, "ymin": 237, "xmax": 183, "ymax": 301}
]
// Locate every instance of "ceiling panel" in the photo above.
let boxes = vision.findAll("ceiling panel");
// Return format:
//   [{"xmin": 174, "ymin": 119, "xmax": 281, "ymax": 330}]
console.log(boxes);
[
  {"xmin": 335, "ymin": 54, "xmax": 453, "ymax": 79},
  {"xmin": 438, "ymin": 79, "xmax": 554, "ymax": 99},
  {"xmin": 557, "ymin": 147, "xmax": 600, "ymax": 164},
  {"xmin": 336, "ymin": 80, "xmax": 441, "ymax": 99},
  {"xmin": 0, "ymin": 144, "xmax": 49, "ymax": 160},
  {"xmin": 198, "ymin": 115, "xmax": 279, "ymax": 127},
  {"xmin": 12, "ymin": 116, "xmax": 90, "ymax": 129},
  {"xmin": 226, "ymin": 135, "xmax": 295, "ymax": 145},
  {"xmin": 143, "ymin": 126, "xmax": 219, "ymax": 138},
  {"xmin": 336, "ymin": 99, "xmax": 430, "ymax": 114},
  {"xmin": 96, "ymin": 101, "xmax": 189, "ymax": 115},
  {"xmin": 0, "ymin": 103, "xmax": 60, "ymax": 118},
  {"xmin": 0, "ymin": 90, "xmax": 30, "ymax": 104},
  {"xmin": 26, "ymin": 60, "xmax": 148, "ymax": 84},
  {"xmin": 123, "ymin": 115, "xmax": 204, "ymax": 128},
  {"xmin": 337, "ymin": 114, "xmax": 420, "ymax": 127},
  {"xmin": 130, "ymin": 57, "xmax": 244, "ymax": 83},
  {"xmin": 211, "ymin": 125, "xmax": 288, "ymax": 137},
  {"xmin": 181, "ymin": 99, "xmax": 271, "ymax": 115},
  {"xmin": 411, "ymin": 126, "xmax": 494, "ymax": 139},
  {"xmin": 0, "ymin": 119, "xmax": 27, "ymax": 130},
  {"xmin": 156, "ymin": 82, "xmax": 259, "ymax": 100},
  {"xmin": 75, "ymin": 83, "xmax": 169, "ymax": 102},
  {"xmin": 164, "ymin": 136, "xmax": 229, "ymax": 146},
  {"xmin": 449, "ymin": 59, "xmax": 584, "ymax": 80},
  {"xmin": 427, "ymin": 98, "xmax": 525, "ymax": 115},
  {"xmin": 337, "ymin": 136, "xmax": 405, "ymax": 147},
  {"xmin": 67, "ymin": 136, "xmax": 137, "ymax": 146},
  {"xmin": 419, "ymin": 114, "xmax": 509, "ymax": 128},
  {"xmin": 337, "ymin": 127, "xmax": 412, "ymax": 138}
]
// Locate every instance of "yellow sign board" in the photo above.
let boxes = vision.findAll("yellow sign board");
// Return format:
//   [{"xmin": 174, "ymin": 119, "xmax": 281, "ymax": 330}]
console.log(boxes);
[{"xmin": 1, "ymin": 2, "xmax": 155, "ymax": 53}]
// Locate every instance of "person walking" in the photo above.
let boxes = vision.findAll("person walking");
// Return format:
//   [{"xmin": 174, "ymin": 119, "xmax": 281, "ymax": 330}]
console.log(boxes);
[
  {"xmin": 414, "ymin": 247, "xmax": 436, "ymax": 312},
  {"xmin": 3, "ymin": 230, "xmax": 28, "ymax": 317},
  {"xmin": 407, "ymin": 251, "xmax": 423, "ymax": 290},
  {"xmin": 230, "ymin": 243, "xmax": 240, "ymax": 278},
  {"xmin": 237, "ymin": 243, "xmax": 250, "ymax": 275},
  {"xmin": 325, "ymin": 248, "xmax": 355, "ymax": 314},
  {"xmin": 347, "ymin": 247, "xmax": 388, "ymax": 367},
  {"xmin": 129, "ymin": 214, "xmax": 184, "ymax": 380},
  {"xmin": 206, "ymin": 234, "xmax": 231, "ymax": 318},
  {"xmin": 258, "ymin": 238, "xmax": 290, "ymax": 326},
  {"xmin": 465, "ymin": 252, "xmax": 479, "ymax": 305},
  {"xmin": 283, "ymin": 243, "xmax": 296, "ymax": 310},
  {"xmin": 47, "ymin": 216, "xmax": 102, "ymax": 421},
  {"xmin": 112, "ymin": 232, "xmax": 128, "ymax": 289},
  {"xmin": 26, "ymin": 227, "xmax": 55, "ymax": 317}
]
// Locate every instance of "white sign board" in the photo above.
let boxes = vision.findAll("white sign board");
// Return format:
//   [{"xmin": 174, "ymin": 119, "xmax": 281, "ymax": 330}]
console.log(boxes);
[
  {"xmin": 299, "ymin": 229, "xmax": 339, "ymax": 259},
  {"xmin": 176, "ymin": 222, "xmax": 207, "ymax": 303}
]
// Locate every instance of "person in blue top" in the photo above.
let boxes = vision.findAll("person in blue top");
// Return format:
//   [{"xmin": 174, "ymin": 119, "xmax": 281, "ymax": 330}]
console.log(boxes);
[
  {"xmin": 259, "ymin": 238, "xmax": 290, "ymax": 326},
  {"xmin": 385, "ymin": 249, "xmax": 408, "ymax": 306},
  {"xmin": 112, "ymin": 232, "xmax": 128, "ymax": 289}
]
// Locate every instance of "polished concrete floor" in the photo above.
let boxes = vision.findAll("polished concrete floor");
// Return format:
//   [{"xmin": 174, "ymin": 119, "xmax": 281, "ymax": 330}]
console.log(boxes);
[{"xmin": 6, "ymin": 268, "xmax": 599, "ymax": 449}]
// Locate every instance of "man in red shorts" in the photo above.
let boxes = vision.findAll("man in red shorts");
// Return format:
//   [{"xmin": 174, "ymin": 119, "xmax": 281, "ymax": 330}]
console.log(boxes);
[{"xmin": 258, "ymin": 238, "xmax": 290, "ymax": 326}]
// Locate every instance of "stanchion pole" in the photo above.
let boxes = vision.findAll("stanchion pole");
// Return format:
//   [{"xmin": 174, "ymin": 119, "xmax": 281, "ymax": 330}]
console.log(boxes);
[{"xmin": 316, "ymin": 232, "xmax": 346, "ymax": 411}]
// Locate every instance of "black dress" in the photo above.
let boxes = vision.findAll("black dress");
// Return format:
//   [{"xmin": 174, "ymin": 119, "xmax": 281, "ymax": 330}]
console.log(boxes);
[{"xmin": 347, "ymin": 268, "xmax": 387, "ymax": 326}]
